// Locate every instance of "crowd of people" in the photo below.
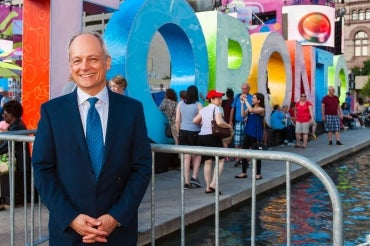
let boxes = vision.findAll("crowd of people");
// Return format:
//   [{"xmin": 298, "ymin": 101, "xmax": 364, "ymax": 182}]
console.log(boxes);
[
  {"xmin": 105, "ymin": 70, "xmax": 369, "ymax": 171},
  {"xmin": 157, "ymin": 82, "xmax": 370, "ymax": 196},
  {"xmin": 341, "ymin": 91, "xmax": 370, "ymax": 129}
]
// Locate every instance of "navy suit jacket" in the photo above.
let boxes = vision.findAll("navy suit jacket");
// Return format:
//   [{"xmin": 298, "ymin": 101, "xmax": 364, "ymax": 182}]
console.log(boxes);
[{"xmin": 32, "ymin": 89, "xmax": 152, "ymax": 246}]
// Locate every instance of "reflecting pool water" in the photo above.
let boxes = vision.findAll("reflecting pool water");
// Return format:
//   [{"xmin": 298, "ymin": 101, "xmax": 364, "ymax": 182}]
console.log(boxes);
[{"xmin": 157, "ymin": 148, "xmax": 370, "ymax": 246}]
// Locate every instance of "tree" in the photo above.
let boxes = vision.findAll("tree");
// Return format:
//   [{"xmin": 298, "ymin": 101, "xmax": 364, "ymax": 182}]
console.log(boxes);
[
  {"xmin": 352, "ymin": 60, "xmax": 370, "ymax": 75},
  {"xmin": 362, "ymin": 60, "xmax": 370, "ymax": 75},
  {"xmin": 352, "ymin": 66, "xmax": 362, "ymax": 75},
  {"xmin": 359, "ymin": 77, "xmax": 370, "ymax": 98}
]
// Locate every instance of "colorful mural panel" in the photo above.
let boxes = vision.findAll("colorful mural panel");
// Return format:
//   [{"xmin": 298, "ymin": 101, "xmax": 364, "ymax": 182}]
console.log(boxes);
[
  {"xmin": 22, "ymin": 0, "xmax": 50, "ymax": 129},
  {"xmin": 0, "ymin": 5, "xmax": 22, "ymax": 39}
]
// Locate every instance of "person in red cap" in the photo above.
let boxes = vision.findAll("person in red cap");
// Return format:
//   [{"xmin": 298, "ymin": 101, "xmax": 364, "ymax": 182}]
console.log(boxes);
[{"xmin": 193, "ymin": 89, "xmax": 232, "ymax": 194}]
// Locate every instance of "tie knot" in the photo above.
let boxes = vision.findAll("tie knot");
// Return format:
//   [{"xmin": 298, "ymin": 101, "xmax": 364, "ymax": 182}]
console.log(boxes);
[{"xmin": 88, "ymin": 97, "xmax": 99, "ymax": 106}]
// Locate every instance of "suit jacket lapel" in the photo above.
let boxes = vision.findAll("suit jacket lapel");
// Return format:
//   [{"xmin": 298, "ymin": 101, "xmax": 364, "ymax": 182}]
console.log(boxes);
[
  {"xmin": 103, "ymin": 90, "xmax": 120, "ymax": 165},
  {"xmin": 66, "ymin": 90, "xmax": 91, "ymax": 159}
]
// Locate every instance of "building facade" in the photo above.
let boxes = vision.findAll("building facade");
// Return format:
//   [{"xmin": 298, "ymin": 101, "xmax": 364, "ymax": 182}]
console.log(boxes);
[{"xmin": 335, "ymin": 0, "xmax": 370, "ymax": 70}]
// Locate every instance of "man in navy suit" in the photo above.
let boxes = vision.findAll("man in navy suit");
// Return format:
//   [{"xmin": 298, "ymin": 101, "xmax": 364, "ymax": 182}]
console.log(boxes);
[{"xmin": 32, "ymin": 32, "xmax": 152, "ymax": 245}]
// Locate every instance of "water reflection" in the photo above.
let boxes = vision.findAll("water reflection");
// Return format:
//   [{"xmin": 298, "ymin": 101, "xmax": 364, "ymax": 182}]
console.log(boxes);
[
  {"xmin": 157, "ymin": 148, "xmax": 370, "ymax": 245},
  {"xmin": 257, "ymin": 176, "xmax": 332, "ymax": 245},
  {"xmin": 336, "ymin": 151, "xmax": 370, "ymax": 245}
]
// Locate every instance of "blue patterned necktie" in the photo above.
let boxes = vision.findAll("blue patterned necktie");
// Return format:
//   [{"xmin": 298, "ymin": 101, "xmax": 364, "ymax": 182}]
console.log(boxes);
[{"xmin": 86, "ymin": 97, "xmax": 104, "ymax": 180}]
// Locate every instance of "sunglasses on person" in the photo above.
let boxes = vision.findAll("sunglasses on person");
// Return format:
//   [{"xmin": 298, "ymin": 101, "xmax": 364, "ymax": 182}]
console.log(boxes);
[{"xmin": 301, "ymin": 95, "xmax": 306, "ymax": 98}]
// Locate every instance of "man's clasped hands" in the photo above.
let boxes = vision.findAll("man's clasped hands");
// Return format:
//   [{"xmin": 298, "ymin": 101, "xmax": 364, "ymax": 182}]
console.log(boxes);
[{"xmin": 70, "ymin": 213, "xmax": 119, "ymax": 243}]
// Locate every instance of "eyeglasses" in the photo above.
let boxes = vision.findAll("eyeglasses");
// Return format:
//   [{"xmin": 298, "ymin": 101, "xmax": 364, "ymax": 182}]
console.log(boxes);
[{"xmin": 301, "ymin": 95, "xmax": 306, "ymax": 98}]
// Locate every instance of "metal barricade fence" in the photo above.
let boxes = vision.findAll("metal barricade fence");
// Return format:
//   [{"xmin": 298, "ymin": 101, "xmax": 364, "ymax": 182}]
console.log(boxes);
[
  {"xmin": 0, "ymin": 130, "xmax": 49, "ymax": 246},
  {"xmin": 150, "ymin": 144, "xmax": 343, "ymax": 246},
  {"xmin": 0, "ymin": 132, "xmax": 344, "ymax": 246}
]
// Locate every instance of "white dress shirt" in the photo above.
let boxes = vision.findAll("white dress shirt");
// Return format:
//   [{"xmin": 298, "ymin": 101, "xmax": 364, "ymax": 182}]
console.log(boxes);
[{"xmin": 77, "ymin": 87, "xmax": 109, "ymax": 143}]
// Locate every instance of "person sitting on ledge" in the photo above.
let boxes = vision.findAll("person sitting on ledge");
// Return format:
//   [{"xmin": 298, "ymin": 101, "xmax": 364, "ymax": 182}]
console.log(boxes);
[
  {"xmin": 270, "ymin": 104, "xmax": 295, "ymax": 146},
  {"xmin": 341, "ymin": 102, "xmax": 356, "ymax": 129},
  {"xmin": 282, "ymin": 104, "xmax": 296, "ymax": 139},
  {"xmin": 355, "ymin": 97, "xmax": 366, "ymax": 128}
]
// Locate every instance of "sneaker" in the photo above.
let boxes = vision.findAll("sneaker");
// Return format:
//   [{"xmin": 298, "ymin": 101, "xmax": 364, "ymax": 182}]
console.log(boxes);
[
  {"xmin": 233, "ymin": 160, "xmax": 242, "ymax": 167},
  {"xmin": 184, "ymin": 183, "xmax": 191, "ymax": 190},
  {"xmin": 336, "ymin": 141, "xmax": 343, "ymax": 145},
  {"xmin": 328, "ymin": 141, "xmax": 333, "ymax": 145},
  {"xmin": 284, "ymin": 139, "xmax": 289, "ymax": 144},
  {"xmin": 190, "ymin": 177, "xmax": 202, "ymax": 188}
]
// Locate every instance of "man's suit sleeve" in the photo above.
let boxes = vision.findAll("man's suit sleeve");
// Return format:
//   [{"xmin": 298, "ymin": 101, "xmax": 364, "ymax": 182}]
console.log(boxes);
[
  {"xmin": 107, "ymin": 101, "xmax": 152, "ymax": 228},
  {"xmin": 32, "ymin": 104, "xmax": 79, "ymax": 230}
]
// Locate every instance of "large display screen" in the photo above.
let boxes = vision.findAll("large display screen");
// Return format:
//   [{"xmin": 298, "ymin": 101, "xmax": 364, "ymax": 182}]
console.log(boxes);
[
  {"xmin": 282, "ymin": 5, "xmax": 335, "ymax": 47},
  {"xmin": 224, "ymin": 0, "xmax": 282, "ymax": 34}
]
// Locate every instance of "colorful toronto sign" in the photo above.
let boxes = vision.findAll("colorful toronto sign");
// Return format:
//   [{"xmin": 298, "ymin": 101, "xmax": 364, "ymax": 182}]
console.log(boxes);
[{"xmin": 22, "ymin": 0, "xmax": 348, "ymax": 144}]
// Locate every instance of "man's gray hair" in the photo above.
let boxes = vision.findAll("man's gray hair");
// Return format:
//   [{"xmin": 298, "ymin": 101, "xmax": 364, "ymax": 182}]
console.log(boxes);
[
  {"xmin": 67, "ymin": 31, "xmax": 110, "ymax": 60},
  {"xmin": 242, "ymin": 82, "xmax": 250, "ymax": 89}
]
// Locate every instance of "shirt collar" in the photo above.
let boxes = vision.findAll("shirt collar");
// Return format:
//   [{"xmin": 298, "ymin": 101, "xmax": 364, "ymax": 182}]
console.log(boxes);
[{"xmin": 77, "ymin": 86, "xmax": 109, "ymax": 105}]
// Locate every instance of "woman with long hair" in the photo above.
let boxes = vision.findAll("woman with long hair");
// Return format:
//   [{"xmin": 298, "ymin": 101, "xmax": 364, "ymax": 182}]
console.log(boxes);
[
  {"xmin": 235, "ymin": 92, "xmax": 265, "ymax": 180},
  {"xmin": 175, "ymin": 85, "xmax": 203, "ymax": 189},
  {"xmin": 221, "ymin": 88, "xmax": 235, "ymax": 153},
  {"xmin": 159, "ymin": 88, "xmax": 178, "ymax": 144}
]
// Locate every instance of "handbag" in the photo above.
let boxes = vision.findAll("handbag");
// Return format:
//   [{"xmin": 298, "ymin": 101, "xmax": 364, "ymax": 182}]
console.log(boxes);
[
  {"xmin": 211, "ymin": 107, "xmax": 231, "ymax": 138},
  {"xmin": 222, "ymin": 128, "xmax": 234, "ymax": 145},
  {"xmin": 164, "ymin": 103, "xmax": 176, "ymax": 138},
  {"xmin": 164, "ymin": 123, "xmax": 172, "ymax": 138}
]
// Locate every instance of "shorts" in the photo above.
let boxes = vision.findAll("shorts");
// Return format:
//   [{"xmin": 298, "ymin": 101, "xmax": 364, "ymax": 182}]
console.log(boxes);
[
  {"xmin": 233, "ymin": 121, "xmax": 245, "ymax": 147},
  {"xmin": 198, "ymin": 134, "xmax": 224, "ymax": 162},
  {"xmin": 295, "ymin": 122, "xmax": 311, "ymax": 134},
  {"xmin": 178, "ymin": 129, "xmax": 199, "ymax": 146},
  {"xmin": 324, "ymin": 115, "xmax": 341, "ymax": 132}
]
